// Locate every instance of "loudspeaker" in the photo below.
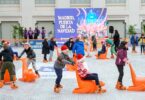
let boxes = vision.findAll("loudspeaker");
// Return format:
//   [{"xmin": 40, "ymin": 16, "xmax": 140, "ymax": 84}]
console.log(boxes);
[{"xmin": 109, "ymin": 26, "xmax": 114, "ymax": 33}]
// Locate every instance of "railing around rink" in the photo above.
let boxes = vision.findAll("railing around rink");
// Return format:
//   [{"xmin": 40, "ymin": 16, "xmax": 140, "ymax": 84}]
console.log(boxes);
[{"xmin": 0, "ymin": 38, "xmax": 130, "ymax": 49}]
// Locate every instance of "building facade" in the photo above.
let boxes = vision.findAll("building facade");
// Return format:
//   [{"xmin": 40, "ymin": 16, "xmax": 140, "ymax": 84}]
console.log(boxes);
[{"xmin": 0, "ymin": 0, "xmax": 145, "ymax": 39}]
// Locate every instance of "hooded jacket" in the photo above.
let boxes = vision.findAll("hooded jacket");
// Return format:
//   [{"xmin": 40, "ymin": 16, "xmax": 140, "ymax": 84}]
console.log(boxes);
[{"xmin": 72, "ymin": 41, "xmax": 85, "ymax": 55}]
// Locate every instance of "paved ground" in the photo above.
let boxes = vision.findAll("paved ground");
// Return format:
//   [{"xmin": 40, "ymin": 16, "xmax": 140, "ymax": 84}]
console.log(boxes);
[{"xmin": 0, "ymin": 46, "xmax": 145, "ymax": 100}]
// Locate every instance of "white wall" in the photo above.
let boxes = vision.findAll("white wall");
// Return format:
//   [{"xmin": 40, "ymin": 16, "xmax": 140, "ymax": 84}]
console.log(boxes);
[
  {"xmin": 0, "ymin": 0, "xmax": 145, "ymax": 38},
  {"xmin": 108, "ymin": 20, "xmax": 126, "ymax": 38}
]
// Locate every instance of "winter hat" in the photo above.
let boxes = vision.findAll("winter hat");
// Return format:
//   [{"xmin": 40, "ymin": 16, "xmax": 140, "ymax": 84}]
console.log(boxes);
[
  {"xmin": 77, "ymin": 54, "xmax": 85, "ymax": 62},
  {"xmin": 61, "ymin": 45, "xmax": 68, "ymax": 51},
  {"xmin": 23, "ymin": 42, "xmax": 30, "ymax": 46}
]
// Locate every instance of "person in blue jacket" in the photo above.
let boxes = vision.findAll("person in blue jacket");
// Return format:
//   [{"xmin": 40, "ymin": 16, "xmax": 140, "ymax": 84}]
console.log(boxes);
[
  {"xmin": 72, "ymin": 37, "xmax": 85, "ymax": 56},
  {"xmin": 130, "ymin": 34, "xmax": 137, "ymax": 53}
]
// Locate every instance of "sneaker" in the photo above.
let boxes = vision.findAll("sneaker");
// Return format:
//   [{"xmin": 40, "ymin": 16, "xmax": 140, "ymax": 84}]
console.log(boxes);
[
  {"xmin": 58, "ymin": 84, "xmax": 63, "ymax": 88},
  {"xmin": 10, "ymin": 83, "xmax": 18, "ymax": 89},
  {"xmin": 97, "ymin": 86, "xmax": 106, "ymax": 94},
  {"xmin": 43, "ymin": 60, "xmax": 48, "ymax": 63},
  {"xmin": 35, "ymin": 71, "xmax": 40, "ymax": 78},
  {"xmin": 54, "ymin": 85, "xmax": 61, "ymax": 93},
  {"xmin": 115, "ymin": 82, "xmax": 126, "ymax": 90}
]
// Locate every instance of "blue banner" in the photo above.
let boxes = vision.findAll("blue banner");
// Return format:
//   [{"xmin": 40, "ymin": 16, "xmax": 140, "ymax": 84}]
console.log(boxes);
[
  {"xmin": 55, "ymin": 8, "xmax": 107, "ymax": 45},
  {"xmin": 29, "ymin": 40, "xmax": 43, "ymax": 49}
]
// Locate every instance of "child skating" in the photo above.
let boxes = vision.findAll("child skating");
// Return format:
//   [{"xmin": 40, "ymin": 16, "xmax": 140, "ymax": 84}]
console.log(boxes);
[
  {"xmin": 97, "ymin": 40, "xmax": 106, "ymax": 57},
  {"xmin": 18, "ymin": 43, "xmax": 40, "ymax": 77},
  {"xmin": 115, "ymin": 41, "xmax": 129, "ymax": 90},
  {"xmin": 53, "ymin": 45, "xmax": 74, "ymax": 93},
  {"xmin": 138, "ymin": 34, "xmax": 145, "ymax": 54},
  {"xmin": 106, "ymin": 39, "xmax": 116, "ymax": 58},
  {"xmin": 0, "ymin": 42, "xmax": 18, "ymax": 89},
  {"xmin": 42, "ymin": 38, "xmax": 50, "ymax": 63},
  {"xmin": 77, "ymin": 54, "xmax": 106, "ymax": 93}
]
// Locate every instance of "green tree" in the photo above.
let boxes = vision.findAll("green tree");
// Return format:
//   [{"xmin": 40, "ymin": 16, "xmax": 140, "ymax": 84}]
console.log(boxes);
[
  {"xmin": 143, "ymin": 24, "xmax": 145, "ymax": 34},
  {"xmin": 12, "ymin": 25, "xmax": 23, "ymax": 45},
  {"xmin": 128, "ymin": 25, "xmax": 136, "ymax": 35}
]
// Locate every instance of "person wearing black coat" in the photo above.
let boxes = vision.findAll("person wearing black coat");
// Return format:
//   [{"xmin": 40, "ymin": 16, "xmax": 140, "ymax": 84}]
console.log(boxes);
[
  {"xmin": 64, "ymin": 38, "xmax": 74, "ymax": 58},
  {"xmin": 64, "ymin": 38, "xmax": 74, "ymax": 50},
  {"xmin": 113, "ymin": 30, "xmax": 120, "ymax": 52},
  {"xmin": 91, "ymin": 35, "xmax": 97, "ymax": 51},
  {"xmin": 42, "ymin": 38, "xmax": 50, "ymax": 63}
]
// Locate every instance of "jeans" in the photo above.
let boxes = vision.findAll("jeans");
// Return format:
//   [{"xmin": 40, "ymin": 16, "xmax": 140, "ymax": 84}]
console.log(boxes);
[
  {"xmin": 140, "ymin": 45, "xmax": 145, "ymax": 54},
  {"xmin": 27, "ymin": 58, "xmax": 37, "ymax": 71},
  {"xmin": 13, "ymin": 52, "xmax": 18, "ymax": 57},
  {"xmin": 132, "ymin": 44, "xmax": 136, "ymax": 51},
  {"xmin": 54, "ymin": 67, "xmax": 63, "ymax": 85},
  {"xmin": 117, "ymin": 65, "xmax": 124, "ymax": 83},
  {"xmin": 98, "ymin": 51, "xmax": 105, "ymax": 56},
  {"xmin": 49, "ymin": 50, "xmax": 53, "ymax": 59},
  {"xmin": 84, "ymin": 73, "xmax": 100, "ymax": 85}
]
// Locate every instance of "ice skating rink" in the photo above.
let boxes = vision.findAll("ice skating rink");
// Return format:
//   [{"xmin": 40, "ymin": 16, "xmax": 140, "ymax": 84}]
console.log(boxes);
[{"xmin": 0, "ymin": 47, "xmax": 145, "ymax": 100}]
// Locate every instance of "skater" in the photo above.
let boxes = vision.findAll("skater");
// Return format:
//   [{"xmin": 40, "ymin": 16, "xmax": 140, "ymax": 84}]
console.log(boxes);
[
  {"xmin": 76, "ymin": 54, "xmax": 106, "ymax": 93},
  {"xmin": 115, "ymin": 41, "xmax": 129, "ymax": 90},
  {"xmin": 34, "ymin": 27, "xmax": 40, "ymax": 39},
  {"xmin": 18, "ymin": 43, "xmax": 40, "ymax": 77},
  {"xmin": 85, "ymin": 37, "xmax": 92, "ymax": 57},
  {"xmin": 54, "ymin": 45, "xmax": 74, "ymax": 93},
  {"xmin": 28, "ymin": 27, "xmax": 34, "ymax": 39},
  {"xmin": 41, "ymin": 27, "xmax": 46, "ymax": 39},
  {"xmin": 0, "ymin": 42, "xmax": 18, "ymax": 89},
  {"xmin": 49, "ymin": 37, "xmax": 57, "ymax": 62},
  {"xmin": 130, "ymin": 34, "xmax": 137, "ymax": 53},
  {"xmin": 72, "ymin": 36, "xmax": 85, "ymax": 56},
  {"xmin": 138, "ymin": 34, "xmax": 145, "ymax": 54},
  {"xmin": 106, "ymin": 39, "xmax": 116, "ymax": 58},
  {"xmin": 42, "ymin": 38, "xmax": 50, "ymax": 63},
  {"xmin": 98, "ymin": 40, "xmax": 106, "ymax": 57},
  {"xmin": 92, "ymin": 35, "xmax": 97, "ymax": 51},
  {"xmin": 113, "ymin": 30, "xmax": 120, "ymax": 52},
  {"xmin": 1, "ymin": 40, "xmax": 19, "ymax": 59},
  {"xmin": 23, "ymin": 28, "xmax": 28, "ymax": 39},
  {"xmin": 64, "ymin": 38, "xmax": 74, "ymax": 58}
]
